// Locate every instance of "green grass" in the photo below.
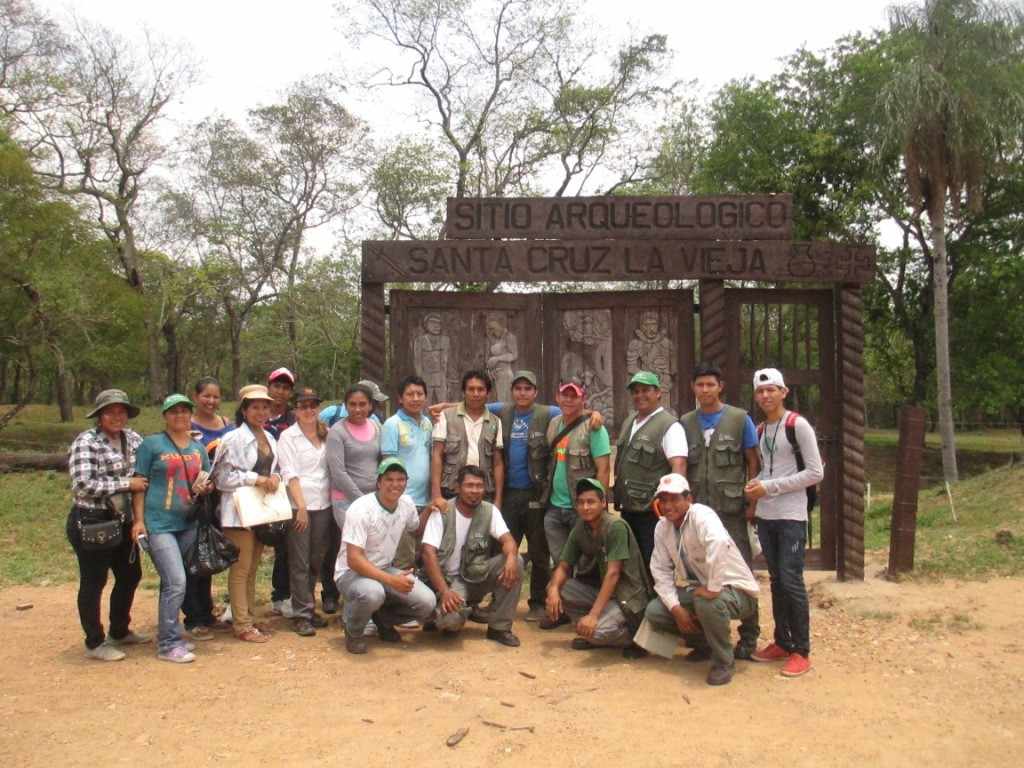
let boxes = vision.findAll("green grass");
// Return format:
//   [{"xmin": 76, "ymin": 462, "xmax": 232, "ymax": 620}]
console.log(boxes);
[
  {"xmin": 865, "ymin": 427, "xmax": 1023, "ymax": 454},
  {"xmin": 865, "ymin": 463, "xmax": 1024, "ymax": 579}
]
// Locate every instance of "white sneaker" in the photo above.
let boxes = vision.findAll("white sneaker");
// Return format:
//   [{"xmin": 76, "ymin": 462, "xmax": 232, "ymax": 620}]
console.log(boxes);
[
  {"xmin": 271, "ymin": 600, "xmax": 296, "ymax": 618},
  {"xmin": 85, "ymin": 642, "xmax": 125, "ymax": 662},
  {"xmin": 364, "ymin": 620, "xmax": 378, "ymax": 636},
  {"xmin": 221, "ymin": 605, "xmax": 233, "ymax": 623},
  {"xmin": 158, "ymin": 646, "xmax": 195, "ymax": 664},
  {"xmin": 398, "ymin": 619, "xmax": 420, "ymax": 628}
]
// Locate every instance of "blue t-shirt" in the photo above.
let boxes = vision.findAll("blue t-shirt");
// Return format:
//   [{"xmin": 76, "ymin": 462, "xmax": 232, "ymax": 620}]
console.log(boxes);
[
  {"xmin": 320, "ymin": 404, "xmax": 382, "ymax": 428},
  {"xmin": 696, "ymin": 409, "xmax": 759, "ymax": 450},
  {"xmin": 486, "ymin": 402, "xmax": 561, "ymax": 489},
  {"xmin": 190, "ymin": 418, "xmax": 235, "ymax": 448},
  {"xmin": 380, "ymin": 409, "xmax": 433, "ymax": 507},
  {"xmin": 134, "ymin": 433, "xmax": 211, "ymax": 534}
]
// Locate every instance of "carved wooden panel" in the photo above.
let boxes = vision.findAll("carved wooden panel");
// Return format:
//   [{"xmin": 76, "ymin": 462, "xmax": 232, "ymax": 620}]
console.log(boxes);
[{"xmin": 388, "ymin": 291, "xmax": 542, "ymax": 405}]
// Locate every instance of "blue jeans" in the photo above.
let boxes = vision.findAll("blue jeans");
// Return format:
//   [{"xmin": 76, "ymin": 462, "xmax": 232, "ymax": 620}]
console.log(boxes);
[
  {"xmin": 148, "ymin": 527, "xmax": 197, "ymax": 653},
  {"xmin": 757, "ymin": 518, "xmax": 810, "ymax": 656}
]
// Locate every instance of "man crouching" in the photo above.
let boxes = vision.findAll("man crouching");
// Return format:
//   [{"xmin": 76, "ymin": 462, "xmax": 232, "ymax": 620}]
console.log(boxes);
[
  {"xmin": 546, "ymin": 478, "xmax": 651, "ymax": 658},
  {"xmin": 420, "ymin": 466, "xmax": 524, "ymax": 647},
  {"xmin": 643, "ymin": 473, "xmax": 760, "ymax": 685}
]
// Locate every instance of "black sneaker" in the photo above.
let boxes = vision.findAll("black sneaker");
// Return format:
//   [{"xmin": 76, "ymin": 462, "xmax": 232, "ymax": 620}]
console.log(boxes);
[
  {"xmin": 322, "ymin": 596, "xmax": 339, "ymax": 614},
  {"xmin": 345, "ymin": 631, "xmax": 368, "ymax": 654},
  {"xmin": 733, "ymin": 642, "xmax": 756, "ymax": 661},
  {"xmin": 684, "ymin": 647, "xmax": 713, "ymax": 663},
  {"xmin": 707, "ymin": 663, "xmax": 735, "ymax": 686},
  {"xmin": 622, "ymin": 642, "xmax": 648, "ymax": 659},
  {"xmin": 571, "ymin": 637, "xmax": 596, "ymax": 651},
  {"xmin": 376, "ymin": 624, "xmax": 402, "ymax": 643},
  {"xmin": 293, "ymin": 618, "xmax": 316, "ymax": 637},
  {"xmin": 469, "ymin": 604, "xmax": 492, "ymax": 624},
  {"xmin": 539, "ymin": 614, "xmax": 570, "ymax": 630},
  {"xmin": 485, "ymin": 628, "xmax": 521, "ymax": 647},
  {"xmin": 310, "ymin": 614, "xmax": 329, "ymax": 629}
]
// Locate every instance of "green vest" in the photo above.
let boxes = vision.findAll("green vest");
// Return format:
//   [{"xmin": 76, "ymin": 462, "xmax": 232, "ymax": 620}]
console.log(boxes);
[
  {"xmin": 572, "ymin": 513, "xmax": 651, "ymax": 620},
  {"xmin": 614, "ymin": 409, "xmax": 676, "ymax": 512},
  {"xmin": 440, "ymin": 405, "xmax": 500, "ymax": 495},
  {"xmin": 435, "ymin": 499, "xmax": 495, "ymax": 585},
  {"xmin": 499, "ymin": 403, "xmax": 552, "ymax": 499},
  {"xmin": 543, "ymin": 415, "xmax": 596, "ymax": 507},
  {"xmin": 680, "ymin": 405, "xmax": 748, "ymax": 517}
]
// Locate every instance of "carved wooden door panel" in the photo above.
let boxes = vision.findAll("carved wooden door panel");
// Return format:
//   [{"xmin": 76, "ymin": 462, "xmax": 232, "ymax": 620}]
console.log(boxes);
[
  {"xmin": 724, "ymin": 288, "xmax": 837, "ymax": 569},
  {"xmin": 389, "ymin": 291, "xmax": 543, "ymax": 405},
  {"xmin": 542, "ymin": 290, "xmax": 695, "ymax": 436}
]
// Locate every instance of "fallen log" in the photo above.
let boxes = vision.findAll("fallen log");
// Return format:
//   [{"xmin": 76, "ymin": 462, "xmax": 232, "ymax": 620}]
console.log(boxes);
[{"xmin": 0, "ymin": 452, "xmax": 68, "ymax": 472}]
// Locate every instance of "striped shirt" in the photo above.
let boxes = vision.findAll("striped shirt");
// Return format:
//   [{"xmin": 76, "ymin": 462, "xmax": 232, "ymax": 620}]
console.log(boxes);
[{"xmin": 68, "ymin": 428, "xmax": 143, "ymax": 511}]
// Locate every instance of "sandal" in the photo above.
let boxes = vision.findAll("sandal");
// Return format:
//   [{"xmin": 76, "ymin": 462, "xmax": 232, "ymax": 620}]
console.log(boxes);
[
  {"xmin": 253, "ymin": 622, "xmax": 275, "ymax": 636},
  {"xmin": 236, "ymin": 627, "xmax": 269, "ymax": 643}
]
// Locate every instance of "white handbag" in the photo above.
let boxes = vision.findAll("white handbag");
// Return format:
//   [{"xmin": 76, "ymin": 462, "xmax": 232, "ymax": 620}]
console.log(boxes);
[{"xmin": 233, "ymin": 484, "xmax": 293, "ymax": 528}]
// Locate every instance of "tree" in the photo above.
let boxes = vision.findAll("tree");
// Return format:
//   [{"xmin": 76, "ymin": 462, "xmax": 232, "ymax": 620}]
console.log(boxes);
[
  {"xmin": 877, "ymin": 0, "xmax": 1024, "ymax": 483},
  {"xmin": 0, "ymin": 0, "xmax": 65, "ymax": 117},
  {"xmin": 10, "ymin": 14, "xmax": 197, "ymax": 402},
  {"xmin": 370, "ymin": 137, "xmax": 450, "ymax": 238}
]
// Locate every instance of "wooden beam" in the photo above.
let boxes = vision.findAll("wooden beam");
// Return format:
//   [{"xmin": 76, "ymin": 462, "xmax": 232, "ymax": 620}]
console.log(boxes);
[
  {"xmin": 838, "ymin": 284, "xmax": 867, "ymax": 581},
  {"xmin": 362, "ymin": 239, "xmax": 875, "ymax": 284}
]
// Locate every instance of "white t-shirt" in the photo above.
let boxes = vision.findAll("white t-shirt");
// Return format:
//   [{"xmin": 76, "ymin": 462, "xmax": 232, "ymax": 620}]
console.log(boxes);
[
  {"xmin": 334, "ymin": 492, "xmax": 419, "ymax": 581},
  {"xmin": 422, "ymin": 505, "xmax": 510, "ymax": 576},
  {"xmin": 431, "ymin": 408, "xmax": 504, "ymax": 467},
  {"xmin": 627, "ymin": 406, "xmax": 688, "ymax": 459}
]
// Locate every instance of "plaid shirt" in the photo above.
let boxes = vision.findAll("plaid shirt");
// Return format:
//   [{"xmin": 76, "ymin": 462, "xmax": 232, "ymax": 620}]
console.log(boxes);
[{"xmin": 68, "ymin": 427, "xmax": 143, "ymax": 511}]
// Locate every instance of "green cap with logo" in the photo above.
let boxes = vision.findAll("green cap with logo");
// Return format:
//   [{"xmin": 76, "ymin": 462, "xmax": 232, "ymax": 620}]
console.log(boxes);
[
  {"xmin": 575, "ymin": 477, "xmax": 606, "ymax": 498},
  {"xmin": 377, "ymin": 456, "xmax": 408, "ymax": 477},
  {"xmin": 627, "ymin": 370, "xmax": 661, "ymax": 389},
  {"xmin": 161, "ymin": 393, "xmax": 195, "ymax": 413}
]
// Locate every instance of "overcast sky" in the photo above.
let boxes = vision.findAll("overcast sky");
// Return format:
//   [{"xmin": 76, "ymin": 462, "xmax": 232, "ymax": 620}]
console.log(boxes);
[{"xmin": 36, "ymin": 1, "xmax": 895, "ymax": 130}]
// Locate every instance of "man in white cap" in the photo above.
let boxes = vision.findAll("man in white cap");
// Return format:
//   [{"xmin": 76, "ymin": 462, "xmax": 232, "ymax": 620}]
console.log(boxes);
[
  {"xmin": 642, "ymin": 473, "xmax": 759, "ymax": 686},
  {"xmin": 744, "ymin": 367, "xmax": 823, "ymax": 678}
]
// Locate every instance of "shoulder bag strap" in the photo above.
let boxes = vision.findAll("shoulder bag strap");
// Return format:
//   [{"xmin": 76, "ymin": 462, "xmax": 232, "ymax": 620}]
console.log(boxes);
[{"xmin": 548, "ymin": 415, "xmax": 587, "ymax": 453}]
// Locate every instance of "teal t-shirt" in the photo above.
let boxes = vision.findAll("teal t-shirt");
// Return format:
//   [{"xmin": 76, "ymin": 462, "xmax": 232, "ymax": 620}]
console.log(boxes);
[
  {"xmin": 134, "ymin": 433, "xmax": 210, "ymax": 534},
  {"xmin": 380, "ymin": 409, "xmax": 433, "ymax": 506},
  {"xmin": 549, "ymin": 426, "xmax": 611, "ymax": 509}
]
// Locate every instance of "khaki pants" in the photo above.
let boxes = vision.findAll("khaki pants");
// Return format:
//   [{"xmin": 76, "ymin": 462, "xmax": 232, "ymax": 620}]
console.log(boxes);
[{"xmin": 223, "ymin": 528, "xmax": 264, "ymax": 632}]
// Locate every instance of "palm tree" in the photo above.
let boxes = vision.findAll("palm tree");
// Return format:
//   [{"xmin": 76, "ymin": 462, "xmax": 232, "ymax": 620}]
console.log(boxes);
[{"xmin": 879, "ymin": 0, "xmax": 1024, "ymax": 483}]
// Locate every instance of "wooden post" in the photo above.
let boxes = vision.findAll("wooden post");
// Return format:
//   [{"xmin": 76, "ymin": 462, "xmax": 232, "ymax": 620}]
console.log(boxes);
[
  {"xmin": 360, "ymin": 282, "xmax": 387, "ymax": 385},
  {"xmin": 888, "ymin": 405, "xmax": 927, "ymax": 575},
  {"xmin": 699, "ymin": 279, "xmax": 726, "ymax": 369},
  {"xmin": 838, "ymin": 285, "xmax": 866, "ymax": 580}
]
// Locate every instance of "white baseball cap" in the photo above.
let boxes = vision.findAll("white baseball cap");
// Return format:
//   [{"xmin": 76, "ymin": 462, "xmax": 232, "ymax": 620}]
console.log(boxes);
[
  {"xmin": 655, "ymin": 473, "xmax": 691, "ymax": 496},
  {"xmin": 753, "ymin": 367, "xmax": 786, "ymax": 391}
]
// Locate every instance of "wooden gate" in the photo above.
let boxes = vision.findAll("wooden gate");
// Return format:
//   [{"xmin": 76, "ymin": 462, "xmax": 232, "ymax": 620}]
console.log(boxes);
[{"xmin": 724, "ymin": 288, "xmax": 837, "ymax": 569}]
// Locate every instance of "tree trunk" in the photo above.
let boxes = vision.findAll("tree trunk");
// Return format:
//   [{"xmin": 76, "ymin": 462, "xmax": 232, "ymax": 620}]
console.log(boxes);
[
  {"xmin": 51, "ymin": 344, "xmax": 73, "ymax": 422},
  {"xmin": 230, "ymin": 328, "xmax": 242, "ymax": 399},
  {"xmin": 10, "ymin": 364, "xmax": 21, "ymax": 403},
  {"xmin": 162, "ymin": 317, "xmax": 180, "ymax": 395},
  {"xmin": 146, "ymin": 320, "xmax": 163, "ymax": 404},
  {"xmin": 930, "ymin": 207, "xmax": 959, "ymax": 483}
]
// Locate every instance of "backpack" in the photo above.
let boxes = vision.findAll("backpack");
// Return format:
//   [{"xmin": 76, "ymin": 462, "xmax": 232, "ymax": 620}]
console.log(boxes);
[{"xmin": 756, "ymin": 411, "xmax": 818, "ymax": 512}]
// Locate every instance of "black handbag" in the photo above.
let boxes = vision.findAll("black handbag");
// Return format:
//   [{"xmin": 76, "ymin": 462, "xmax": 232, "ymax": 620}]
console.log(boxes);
[
  {"xmin": 253, "ymin": 520, "xmax": 290, "ymax": 547},
  {"xmin": 186, "ymin": 521, "xmax": 239, "ymax": 577},
  {"xmin": 79, "ymin": 516, "xmax": 124, "ymax": 551}
]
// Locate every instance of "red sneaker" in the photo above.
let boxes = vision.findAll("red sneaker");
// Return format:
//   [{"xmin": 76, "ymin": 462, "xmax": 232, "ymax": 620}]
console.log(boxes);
[
  {"xmin": 751, "ymin": 643, "xmax": 789, "ymax": 663},
  {"xmin": 780, "ymin": 653, "xmax": 812, "ymax": 677}
]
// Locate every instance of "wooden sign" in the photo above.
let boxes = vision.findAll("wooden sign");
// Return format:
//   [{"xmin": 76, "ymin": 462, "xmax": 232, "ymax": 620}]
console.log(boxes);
[
  {"xmin": 445, "ymin": 195, "xmax": 793, "ymax": 240},
  {"xmin": 362, "ymin": 239, "xmax": 875, "ymax": 284}
]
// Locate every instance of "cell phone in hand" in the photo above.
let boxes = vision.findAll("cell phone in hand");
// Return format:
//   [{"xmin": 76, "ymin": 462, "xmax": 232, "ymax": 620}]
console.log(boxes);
[{"xmin": 137, "ymin": 533, "xmax": 150, "ymax": 553}]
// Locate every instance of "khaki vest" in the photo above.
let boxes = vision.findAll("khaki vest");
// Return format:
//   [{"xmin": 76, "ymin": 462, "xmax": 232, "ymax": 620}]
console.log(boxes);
[
  {"xmin": 614, "ymin": 409, "xmax": 676, "ymax": 512},
  {"xmin": 680, "ymin": 405, "xmax": 748, "ymax": 517},
  {"xmin": 499, "ymin": 403, "xmax": 552, "ymax": 498},
  {"xmin": 572, "ymin": 512, "xmax": 651, "ymax": 620},
  {"xmin": 543, "ymin": 415, "xmax": 596, "ymax": 507},
  {"xmin": 435, "ymin": 499, "xmax": 495, "ymax": 584},
  {"xmin": 440, "ymin": 405, "xmax": 500, "ymax": 495}
]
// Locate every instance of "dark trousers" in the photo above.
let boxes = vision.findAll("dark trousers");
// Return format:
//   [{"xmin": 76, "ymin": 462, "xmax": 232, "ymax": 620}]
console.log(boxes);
[
  {"xmin": 502, "ymin": 487, "xmax": 549, "ymax": 608},
  {"xmin": 183, "ymin": 572, "xmax": 214, "ymax": 629},
  {"xmin": 757, "ymin": 518, "xmax": 810, "ymax": 656},
  {"xmin": 320, "ymin": 519, "xmax": 341, "ymax": 602},
  {"xmin": 271, "ymin": 541, "xmax": 290, "ymax": 602},
  {"xmin": 621, "ymin": 510, "xmax": 657, "ymax": 570},
  {"xmin": 66, "ymin": 509, "xmax": 142, "ymax": 649}
]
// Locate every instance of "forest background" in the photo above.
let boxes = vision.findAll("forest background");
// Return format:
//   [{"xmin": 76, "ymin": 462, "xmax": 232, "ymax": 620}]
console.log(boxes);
[{"xmin": 2, "ymin": 0, "xmax": 1022, "ymax": 445}]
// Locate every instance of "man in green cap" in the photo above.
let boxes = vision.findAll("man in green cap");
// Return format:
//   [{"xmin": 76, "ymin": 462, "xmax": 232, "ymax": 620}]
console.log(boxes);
[
  {"xmin": 334, "ymin": 458, "xmax": 436, "ymax": 654},
  {"xmin": 613, "ymin": 371, "xmax": 688, "ymax": 568},
  {"xmin": 545, "ymin": 478, "xmax": 651, "ymax": 658}
]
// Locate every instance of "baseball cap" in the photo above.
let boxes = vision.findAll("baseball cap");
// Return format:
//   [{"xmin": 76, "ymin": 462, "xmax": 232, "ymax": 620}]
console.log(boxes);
[
  {"xmin": 655, "ymin": 473, "xmax": 691, "ymax": 496},
  {"xmin": 575, "ymin": 477, "xmax": 606, "ymax": 498},
  {"xmin": 294, "ymin": 387, "xmax": 322, "ymax": 404},
  {"xmin": 511, "ymin": 370, "xmax": 538, "ymax": 388},
  {"xmin": 627, "ymin": 371, "xmax": 660, "ymax": 389},
  {"xmin": 558, "ymin": 377, "xmax": 586, "ymax": 397},
  {"xmin": 377, "ymin": 457, "xmax": 407, "ymax": 476},
  {"xmin": 753, "ymin": 368, "xmax": 786, "ymax": 391},
  {"xmin": 267, "ymin": 367, "xmax": 296, "ymax": 385},
  {"xmin": 357, "ymin": 379, "xmax": 389, "ymax": 403},
  {"xmin": 161, "ymin": 393, "xmax": 195, "ymax": 413}
]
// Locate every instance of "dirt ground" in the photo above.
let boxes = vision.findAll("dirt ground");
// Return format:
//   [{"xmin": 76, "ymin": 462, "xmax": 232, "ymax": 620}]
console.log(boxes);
[{"xmin": 3, "ymin": 559, "xmax": 1023, "ymax": 768}]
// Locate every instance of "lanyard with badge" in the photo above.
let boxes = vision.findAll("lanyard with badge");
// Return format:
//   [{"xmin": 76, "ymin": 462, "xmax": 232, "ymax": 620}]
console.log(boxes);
[{"xmin": 761, "ymin": 410, "xmax": 786, "ymax": 478}]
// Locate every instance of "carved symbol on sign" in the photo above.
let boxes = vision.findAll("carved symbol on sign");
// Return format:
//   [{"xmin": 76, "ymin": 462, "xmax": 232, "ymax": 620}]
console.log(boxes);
[{"xmin": 369, "ymin": 246, "xmax": 409, "ymax": 280}]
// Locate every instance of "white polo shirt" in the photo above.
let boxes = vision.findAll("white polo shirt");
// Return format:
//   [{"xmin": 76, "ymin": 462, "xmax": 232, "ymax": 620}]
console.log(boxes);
[{"xmin": 334, "ymin": 491, "xmax": 419, "ymax": 581}]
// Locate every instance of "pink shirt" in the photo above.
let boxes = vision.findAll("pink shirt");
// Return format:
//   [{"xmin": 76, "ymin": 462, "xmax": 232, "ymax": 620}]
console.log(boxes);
[{"xmin": 346, "ymin": 419, "xmax": 376, "ymax": 442}]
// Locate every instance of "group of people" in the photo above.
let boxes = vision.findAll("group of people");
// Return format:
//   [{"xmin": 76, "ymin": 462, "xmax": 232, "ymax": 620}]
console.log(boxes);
[{"xmin": 67, "ymin": 360, "xmax": 823, "ymax": 686}]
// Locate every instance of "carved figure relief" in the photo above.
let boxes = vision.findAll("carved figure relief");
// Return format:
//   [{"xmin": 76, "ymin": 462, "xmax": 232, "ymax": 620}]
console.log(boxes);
[
  {"xmin": 627, "ymin": 310, "xmax": 674, "ymax": 391},
  {"xmin": 560, "ymin": 310, "xmax": 614, "ymax": 424},
  {"xmin": 413, "ymin": 312, "xmax": 451, "ymax": 403},
  {"xmin": 485, "ymin": 313, "xmax": 518, "ymax": 403}
]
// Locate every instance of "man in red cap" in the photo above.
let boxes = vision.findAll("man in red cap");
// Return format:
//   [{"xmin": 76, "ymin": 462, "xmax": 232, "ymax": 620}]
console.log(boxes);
[{"xmin": 539, "ymin": 377, "xmax": 611, "ymax": 629}]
